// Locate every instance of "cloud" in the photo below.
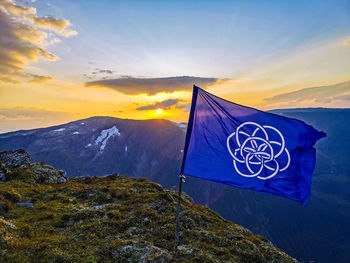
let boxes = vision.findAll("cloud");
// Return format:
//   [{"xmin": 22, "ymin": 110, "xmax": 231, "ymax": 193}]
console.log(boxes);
[
  {"xmin": 334, "ymin": 93, "xmax": 350, "ymax": 101},
  {"xmin": 344, "ymin": 40, "xmax": 350, "ymax": 45},
  {"xmin": 30, "ymin": 16, "xmax": 77, "ymax": 37},
  {"xmin": 12, "ymin": 22, "xmax": 48, "ymax": 46},
  {"xmin": 98, "ymin": 69, "xmax": 113, "ymax": 74},
  {"xmin": 175, "ymin": 103, "xmax": 191, "ymax": 112},
  {"xmin": 0, "ymin": 107, "xmax": 75, "ymax": 133},
  {"xmin": 86, "ymin": 76, "xmax": 218, "ymax": 95},
  {"xmin": 263, "ymin": 80, "xmax": 350, "ymax": 107},
  {"xmin": 0, "ymin": 10, "xmax": 57, "ymax": 83},
  {"xmin": 83, "ymin": 68, "xmax": 115, "ymax": 80},
  {"xmin": 28, "ymin": 74, "xmax": 52, "ymax": 83},
  {"xmin": 136, "ymin": 99, "xmax": 184, "ymax": 111},
  {"xmin": 0, "ymin": 0, "xmax": 77, "ymax": 83},
  {"xmin": 0, "ymin": 0, "xmax": 36, "ymax": 16},
  {"xmin": 0, "ymin": 107, "xmax": 70, "ymax": 120}
]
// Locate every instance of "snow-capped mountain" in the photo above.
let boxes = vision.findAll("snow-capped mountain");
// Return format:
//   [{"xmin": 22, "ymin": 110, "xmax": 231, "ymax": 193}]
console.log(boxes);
[
  {"xmin": 0, "ymin": 116, "xmax": 185, "ymax": 187},
  {"xmin": 1, "ymin": 109, "xmax": 350, "ymax": 263}
]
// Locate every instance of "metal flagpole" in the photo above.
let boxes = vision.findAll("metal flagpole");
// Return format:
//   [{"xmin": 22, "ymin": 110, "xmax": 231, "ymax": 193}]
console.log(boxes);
[
  {"xmin": 173, "ymin": 85, "xmax": 199, "ymax": 256},
  {"xmin": 174, "ymin": 173, "xmax": 185, "ymax": 255}
]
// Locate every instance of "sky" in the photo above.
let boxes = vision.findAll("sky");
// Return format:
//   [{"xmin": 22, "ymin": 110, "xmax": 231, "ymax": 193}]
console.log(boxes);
[{"xmin": 0, "ymin": 0, "xmax": 349, "ymax": 132}]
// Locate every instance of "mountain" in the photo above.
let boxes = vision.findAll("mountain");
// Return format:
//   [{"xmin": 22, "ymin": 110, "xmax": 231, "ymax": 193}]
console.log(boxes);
[
  {"xmin": 0, "ymin": 150, "xmax": 296, "ymax": 263},
  {"xmin": 0, "ymin": 108, "xmax": 349, "ymax": 262},
  {"xmin": 0, "ymin": 117, "xmax": 185, "ymax": 187}
]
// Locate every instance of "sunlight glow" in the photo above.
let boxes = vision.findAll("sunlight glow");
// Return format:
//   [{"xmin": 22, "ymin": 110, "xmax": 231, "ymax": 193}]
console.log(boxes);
[{"xmin": 156, "ymin": 108, "xmax": 163, "ymax": 115}]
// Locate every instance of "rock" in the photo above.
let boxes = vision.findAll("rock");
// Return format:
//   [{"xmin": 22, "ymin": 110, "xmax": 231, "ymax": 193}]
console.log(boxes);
[
  {"xmin": 143, "ymin": 217, "xmax": 151, "ymax": 224},
  {"xmin": 117, "ymin": 242, "xmax": 171, "ymax": 263},
  {"xmin": 31, "ymin": 163, "xmax": 67, "ymax": 184},
  {"xmin": 57, "ymin": 177, "xmax": 67, "ymax": 183},
  {"xmin": 17, "ymin": 201, "xmax": 33, "ymax": 207},
  {"xmin": 0, "ymin": 150, "xmax": 30, "ymax": 168},
  {"xmin": 71, "ymin": 175, "xmax": 97, "ymax": 183},
  {"xmin": 177, "ymin": 245, "xmax": 193, "ymax": 256},
  {"xmin": 0, "ymin": 216, "xmax": 17, "ymax": 244},
  {"xmin": 0, "ymin": 167, "xmax": 6, "ymax": 182},
  {"xmin": 89, "ymin": 205, "xmax": 105, "ymax": 210}
]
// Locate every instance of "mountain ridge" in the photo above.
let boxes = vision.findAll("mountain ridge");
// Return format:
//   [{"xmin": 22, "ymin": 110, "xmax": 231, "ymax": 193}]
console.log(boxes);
[{"xmin": 0, "ymin": 108, "xmax": 349, "ymax": 262}]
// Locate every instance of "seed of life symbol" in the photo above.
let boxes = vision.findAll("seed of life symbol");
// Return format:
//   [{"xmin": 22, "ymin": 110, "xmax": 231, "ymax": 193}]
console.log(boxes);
[{"xmin": 226, "ymin": 122, "xmax": 291, "ymax": 180}]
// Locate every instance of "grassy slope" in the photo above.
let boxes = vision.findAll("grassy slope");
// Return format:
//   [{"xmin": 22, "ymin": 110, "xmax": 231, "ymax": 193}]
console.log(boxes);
[{"xmin": 0, "ymin": 165, "xmax": 297, "ymax": 263}]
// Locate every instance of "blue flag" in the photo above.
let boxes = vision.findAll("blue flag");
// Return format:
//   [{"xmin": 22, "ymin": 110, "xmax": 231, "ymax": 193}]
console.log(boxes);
[{"xmin": 181, "ymin": 86, "xmax": 326, "ymax": 203}]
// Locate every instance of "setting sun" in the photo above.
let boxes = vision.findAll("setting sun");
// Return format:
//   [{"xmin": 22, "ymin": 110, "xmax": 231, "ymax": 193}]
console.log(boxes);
[{"xmin": 156, "ymin": 108, "xmax": 163, "ymax": 115}]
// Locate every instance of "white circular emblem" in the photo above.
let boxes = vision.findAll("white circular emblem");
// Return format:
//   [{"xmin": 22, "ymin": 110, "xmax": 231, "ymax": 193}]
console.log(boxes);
[{"xmin": 226, "ymin": 122, "xmax": 290, "ymax": 180}]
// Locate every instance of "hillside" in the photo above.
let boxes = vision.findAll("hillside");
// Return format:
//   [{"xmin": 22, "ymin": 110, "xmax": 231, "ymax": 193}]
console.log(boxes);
[{"xmin": 0, "ymin": 150, "xmax": 296, "ymax": 263}]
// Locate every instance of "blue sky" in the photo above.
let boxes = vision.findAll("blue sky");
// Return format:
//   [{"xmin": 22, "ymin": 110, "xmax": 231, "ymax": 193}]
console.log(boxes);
[
  {"xmin": 36, "ymin": 0, "xmax": 350, "ymax": 79},
  {"xmin": 0, "ymin": 0, "xmax": 349, "ymax": 132}
]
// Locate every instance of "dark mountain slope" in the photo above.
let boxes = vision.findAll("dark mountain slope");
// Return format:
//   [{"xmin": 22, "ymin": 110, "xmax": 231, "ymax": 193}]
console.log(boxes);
[
  {"xmin": 0, "ymin": 108, "xmax": 350, "ymax": 262},
  {"xmin": 0, "ymin": 117, "xmax": 185, "ymax": 187}
]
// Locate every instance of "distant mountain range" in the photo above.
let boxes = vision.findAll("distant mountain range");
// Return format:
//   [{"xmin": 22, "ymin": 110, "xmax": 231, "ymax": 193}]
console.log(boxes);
[{"xmin": 0, "ymin": 108, "xmax": 349, "ymax": 263}]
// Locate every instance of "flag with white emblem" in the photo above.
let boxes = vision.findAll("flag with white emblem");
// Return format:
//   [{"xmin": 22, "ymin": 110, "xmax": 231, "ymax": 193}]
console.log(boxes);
[{"xmin": 181, "ymin": 86, "xmax": 326, "ymax": 203}]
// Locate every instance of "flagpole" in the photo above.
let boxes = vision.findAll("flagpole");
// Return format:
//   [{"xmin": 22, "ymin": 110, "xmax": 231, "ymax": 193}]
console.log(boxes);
[
  {"xmin": 174, "ymin": 85, "xmax": 199, "ymax": 256},
  {"xmin": 174, "ymin": 173, "xmax": 184, "ymax": 255}
]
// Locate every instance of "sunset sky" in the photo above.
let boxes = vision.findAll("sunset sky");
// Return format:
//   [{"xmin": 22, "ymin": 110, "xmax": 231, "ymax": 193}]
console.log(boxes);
[{"xmin": 0, "ymin": 0, "xmax": 349, "ymax": 132}]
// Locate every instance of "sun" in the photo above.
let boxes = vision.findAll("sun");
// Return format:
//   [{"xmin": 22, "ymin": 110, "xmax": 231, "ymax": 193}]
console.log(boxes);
[{"xmin": 156, "ymin": 108, "xmax": 163, "ymax": 115}]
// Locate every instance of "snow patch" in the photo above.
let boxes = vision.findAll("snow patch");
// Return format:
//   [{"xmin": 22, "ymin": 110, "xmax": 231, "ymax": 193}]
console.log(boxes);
[
  {"xmin": 86, "ymin": 143, "xmax": 92, "ymax": 148},
  {"xmin": 53, "ymin": 128, "xmax": 65, "ymax": 132},
  {"xmin": 95, "ymin": 126, "xmax": 120, "ymax": 151},
  {"xmin": 174, "ymin": 122, "xmax": 187, "ymax": 129},
  {"xmin": 73, "ymin": 131, "xmax": 79, "ymax": 135},
  {"xmin": 125, "ymin": 145, "xmax": 128, "ymax": 152},
  {"xmin": 81, "ymin": 122, "xmax": 85, "ymax": 125}
]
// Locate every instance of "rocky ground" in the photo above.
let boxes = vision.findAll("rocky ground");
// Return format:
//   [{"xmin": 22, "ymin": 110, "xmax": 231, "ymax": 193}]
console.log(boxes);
[{"xmin": 0, "ymin": 150, "xmax": 297, "ymax": 262}]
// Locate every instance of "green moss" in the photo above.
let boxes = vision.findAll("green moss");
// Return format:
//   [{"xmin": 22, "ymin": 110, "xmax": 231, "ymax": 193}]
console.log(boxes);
[
  {"xmin": 5, "ymin": 167, "xmax": 36, "ymax": 183},
  {"xmin": 0, "ymin": 165, "xmax": 297, "ymax": 263},
  {"xmin": 0, "ymin": 188, "xmax": 22, "ymax": 202}
]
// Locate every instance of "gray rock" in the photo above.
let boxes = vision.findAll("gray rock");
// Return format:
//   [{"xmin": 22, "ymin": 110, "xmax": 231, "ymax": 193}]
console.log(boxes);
[
  {"xmin": 0, "ymin": 167, "xmax": 6, "ymax": 182},
  {"xmin": 31, "ymin": 163, "xmax": 67, "ymax": 184},
  {"xmin": 17, "ymin": 201, "xmax": 33, "ymax": 207},
  {"xmin": 72, "ymin": 175, "xmax": 97, "ymax": 183},
  {"xmin": 57, "ymin": 177, "xmax": 67, "ymax": 183},
  {"xmin": 0, "ymin": 150, "xmax": 30, "ymax": 168},
  {"xmin": 90, "ymin": 205, "xmax": 105, "ymax": 210},
  {"xmin": 143, "ymin": 217, "xmax": 151, "ymax": 224}
]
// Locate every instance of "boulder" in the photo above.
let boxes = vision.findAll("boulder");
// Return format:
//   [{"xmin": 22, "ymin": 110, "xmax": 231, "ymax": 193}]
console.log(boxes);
[
  {"xmin": 17, "ymin": 201, "xmax": 33, "ymax": 207},
  {"xmin": 31, "ymin": 163, "xmax": 67, "ymax": 184},
  {"xmin": 0, "ymin": 150, "xmax": 30, "ymax": 168},
  {"xmin": 0, "ymin": 166, "xmax": 6, "ymax": 182}
]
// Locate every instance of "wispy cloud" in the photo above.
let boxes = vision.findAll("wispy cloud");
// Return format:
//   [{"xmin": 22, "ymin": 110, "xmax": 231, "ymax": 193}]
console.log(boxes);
[
  {"xmin": 83, "ymin": 68, "xmax": 115, "ymax": 80},
  {"xmin": 29, "ymin": 16, "xmax": 77, "ymax": 37},
  {"xmin": 263, "ymin": 81, "xmax": 350, "ymax": 107},
  {"xmin": 86, "ymin": 76, "xmax": 218, "ymax": 95},
  {"xmin": 136, "ymin": 99, "xmax": 184, "ymax": 111},
  {"xmin": 344, "ymin": 40, "xmax": 350, "ymax": 45},
  {"xmin": 0, "ymin": 0, "xmax": 76, "ymax": 83},
  {"xmin": 0, "ymin": 0, "xmax": 36, "ymax": 16},
  {"xmin": 0, "ymin": 107, "xmax": 70, "ymax": 120},
  {"xmin": 28, "ymin": 74, "xmax": 52, "ymax": 83},
  {"xmin": 0, "ymin": 107, "xmax": 74, "ymax": 133}
]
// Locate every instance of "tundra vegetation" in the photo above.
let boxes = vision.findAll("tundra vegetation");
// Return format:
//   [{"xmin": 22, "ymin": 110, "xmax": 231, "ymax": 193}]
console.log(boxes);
[{"xmin": 0, "ymin": 150, "xmax": 297, "ymax": 263}]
